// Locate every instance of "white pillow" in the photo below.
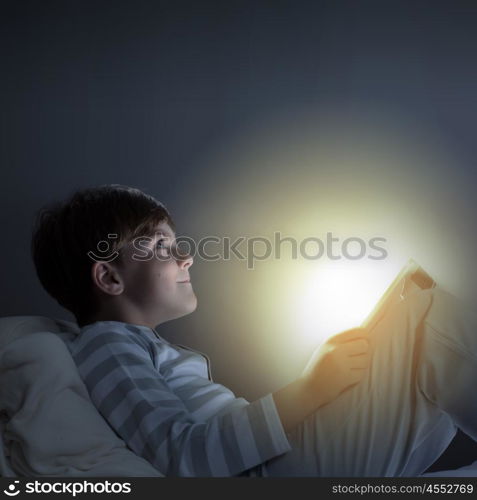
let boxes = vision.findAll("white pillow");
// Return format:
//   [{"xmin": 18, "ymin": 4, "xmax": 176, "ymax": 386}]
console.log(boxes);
[{"xmin": 0, "ymin": 316, "xmax": 163, "ymax": 477}]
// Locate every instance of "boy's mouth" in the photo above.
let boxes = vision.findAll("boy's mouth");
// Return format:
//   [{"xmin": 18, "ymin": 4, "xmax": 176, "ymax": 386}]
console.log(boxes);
[{"xmin": 177, "ymin": 279, "xmax": 191, "ymax": 283}]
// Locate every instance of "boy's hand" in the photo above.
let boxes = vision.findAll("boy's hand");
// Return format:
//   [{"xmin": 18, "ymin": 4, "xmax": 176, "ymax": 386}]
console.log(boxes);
[{"xmin": 300, "ymin": 327, "xmax": 371, "ymax": 408}]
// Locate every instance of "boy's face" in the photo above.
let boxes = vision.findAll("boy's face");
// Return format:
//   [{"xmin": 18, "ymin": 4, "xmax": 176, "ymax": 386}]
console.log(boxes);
[{"xmin": 114, "ymin": 221, "xmax": 197, "ymax": 327}]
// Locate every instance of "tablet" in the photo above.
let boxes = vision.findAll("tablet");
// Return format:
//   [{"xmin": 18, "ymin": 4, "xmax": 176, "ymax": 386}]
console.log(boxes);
[{"xmin": 361, "ymin": 258, "xmax": 437, "ymax": 332}]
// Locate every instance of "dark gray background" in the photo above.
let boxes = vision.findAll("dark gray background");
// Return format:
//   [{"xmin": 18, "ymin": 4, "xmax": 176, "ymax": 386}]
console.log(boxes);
[{"xmin": 2, "ymin": 0, "xmax": 477, "ymax": 473}]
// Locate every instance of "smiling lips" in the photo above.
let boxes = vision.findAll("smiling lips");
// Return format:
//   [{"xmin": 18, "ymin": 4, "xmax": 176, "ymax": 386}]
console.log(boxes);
[{"xmin": 177, "ymin": 279, "xmax": 191, "ymax": 283}]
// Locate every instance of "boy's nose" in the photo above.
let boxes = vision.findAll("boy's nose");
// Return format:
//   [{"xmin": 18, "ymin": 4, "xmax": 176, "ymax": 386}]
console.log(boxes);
[{"xmin": 177, "ymin": 252, "xmax": 193, "ymax": 269}]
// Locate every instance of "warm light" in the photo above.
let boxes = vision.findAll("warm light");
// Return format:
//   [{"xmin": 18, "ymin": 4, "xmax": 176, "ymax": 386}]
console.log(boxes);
[
  {"xmin": 181, "ymin": 107, "xmax": 464, "ymax": 388},
  {"xmin": 293, "ymin": 257, "xmax": 408, "ymax": 346}
]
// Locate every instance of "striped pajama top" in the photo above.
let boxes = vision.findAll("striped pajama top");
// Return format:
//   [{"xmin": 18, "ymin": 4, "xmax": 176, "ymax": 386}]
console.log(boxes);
[{"xmin": 66, "ymin": 320, "xmax": 292, "ymax": 477}]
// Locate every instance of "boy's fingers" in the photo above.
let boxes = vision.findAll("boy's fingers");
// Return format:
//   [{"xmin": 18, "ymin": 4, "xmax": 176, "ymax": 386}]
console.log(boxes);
[
  {"xmin": 349, "ymin": 354, "xmax": 371, "ymax": 369},
  {"xmin": 332, "ymin": 327, "xmax": 369, "ymax": 344},
  {"xmin": 348, "ymin": 370, "xmax": 366, "ymax": 384},
  {"xmin": 342, "ymin": 339, "xmax": 369, "ymax": 356}
]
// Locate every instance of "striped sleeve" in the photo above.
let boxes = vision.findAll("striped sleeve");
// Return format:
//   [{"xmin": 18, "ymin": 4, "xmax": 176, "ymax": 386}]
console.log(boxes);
[{"xmin": 70, "ymin": 331, "xmax": 291, "ymax": 477}]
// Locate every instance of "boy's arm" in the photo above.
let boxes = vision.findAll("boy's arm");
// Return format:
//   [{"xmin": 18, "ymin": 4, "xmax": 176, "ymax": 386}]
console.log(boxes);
[{"xmin": 70, "ymin": 331, "xmax": 291, "ymax": 477}]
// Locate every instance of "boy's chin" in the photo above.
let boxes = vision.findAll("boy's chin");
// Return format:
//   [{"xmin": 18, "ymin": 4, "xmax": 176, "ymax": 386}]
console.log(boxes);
[
  {"xmin": 185, "ymin": 296, "xmax": 198, "ymax": 315},
  {"xmin": 166, "ymin": 298, "xmax": 198, "ymax": 322}
]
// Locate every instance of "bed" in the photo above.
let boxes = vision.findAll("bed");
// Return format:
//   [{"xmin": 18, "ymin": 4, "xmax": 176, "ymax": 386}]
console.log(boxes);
[{"xmin": 1, "ymin": 315, "xmax": 475, "ymax": 477}]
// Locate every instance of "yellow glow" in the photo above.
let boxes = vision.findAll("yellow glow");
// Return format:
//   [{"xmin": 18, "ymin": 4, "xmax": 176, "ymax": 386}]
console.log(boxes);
[
  {"xmin": 292, "ymin": 256, "xmax": 408, "ymax": 346},
  {"xmin": 180, "ymin": 108, "xmax": 468, "ymax": 390}
]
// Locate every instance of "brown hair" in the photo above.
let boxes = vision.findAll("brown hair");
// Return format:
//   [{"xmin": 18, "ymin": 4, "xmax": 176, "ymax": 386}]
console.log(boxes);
[{"xmin": 31, "ymin": 184, "xmax": 175, "ymax": 326}]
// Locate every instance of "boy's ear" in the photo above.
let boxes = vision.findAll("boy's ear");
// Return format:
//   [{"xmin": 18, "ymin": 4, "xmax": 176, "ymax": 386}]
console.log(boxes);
[{"xmin": 91, "ymin": 261, "xmax": 124, "ymax": 296}]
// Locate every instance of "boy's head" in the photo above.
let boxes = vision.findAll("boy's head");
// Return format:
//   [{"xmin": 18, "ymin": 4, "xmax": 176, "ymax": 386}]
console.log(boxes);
[{"xmin": 31, "ymin": 184, "xmax": 196, "ymax": 328}]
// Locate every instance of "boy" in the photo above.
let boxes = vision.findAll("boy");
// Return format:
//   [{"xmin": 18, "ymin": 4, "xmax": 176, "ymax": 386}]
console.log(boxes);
[{"xmin": 31, "ymin": 184, "xmax": 477, "ymax": 476}]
